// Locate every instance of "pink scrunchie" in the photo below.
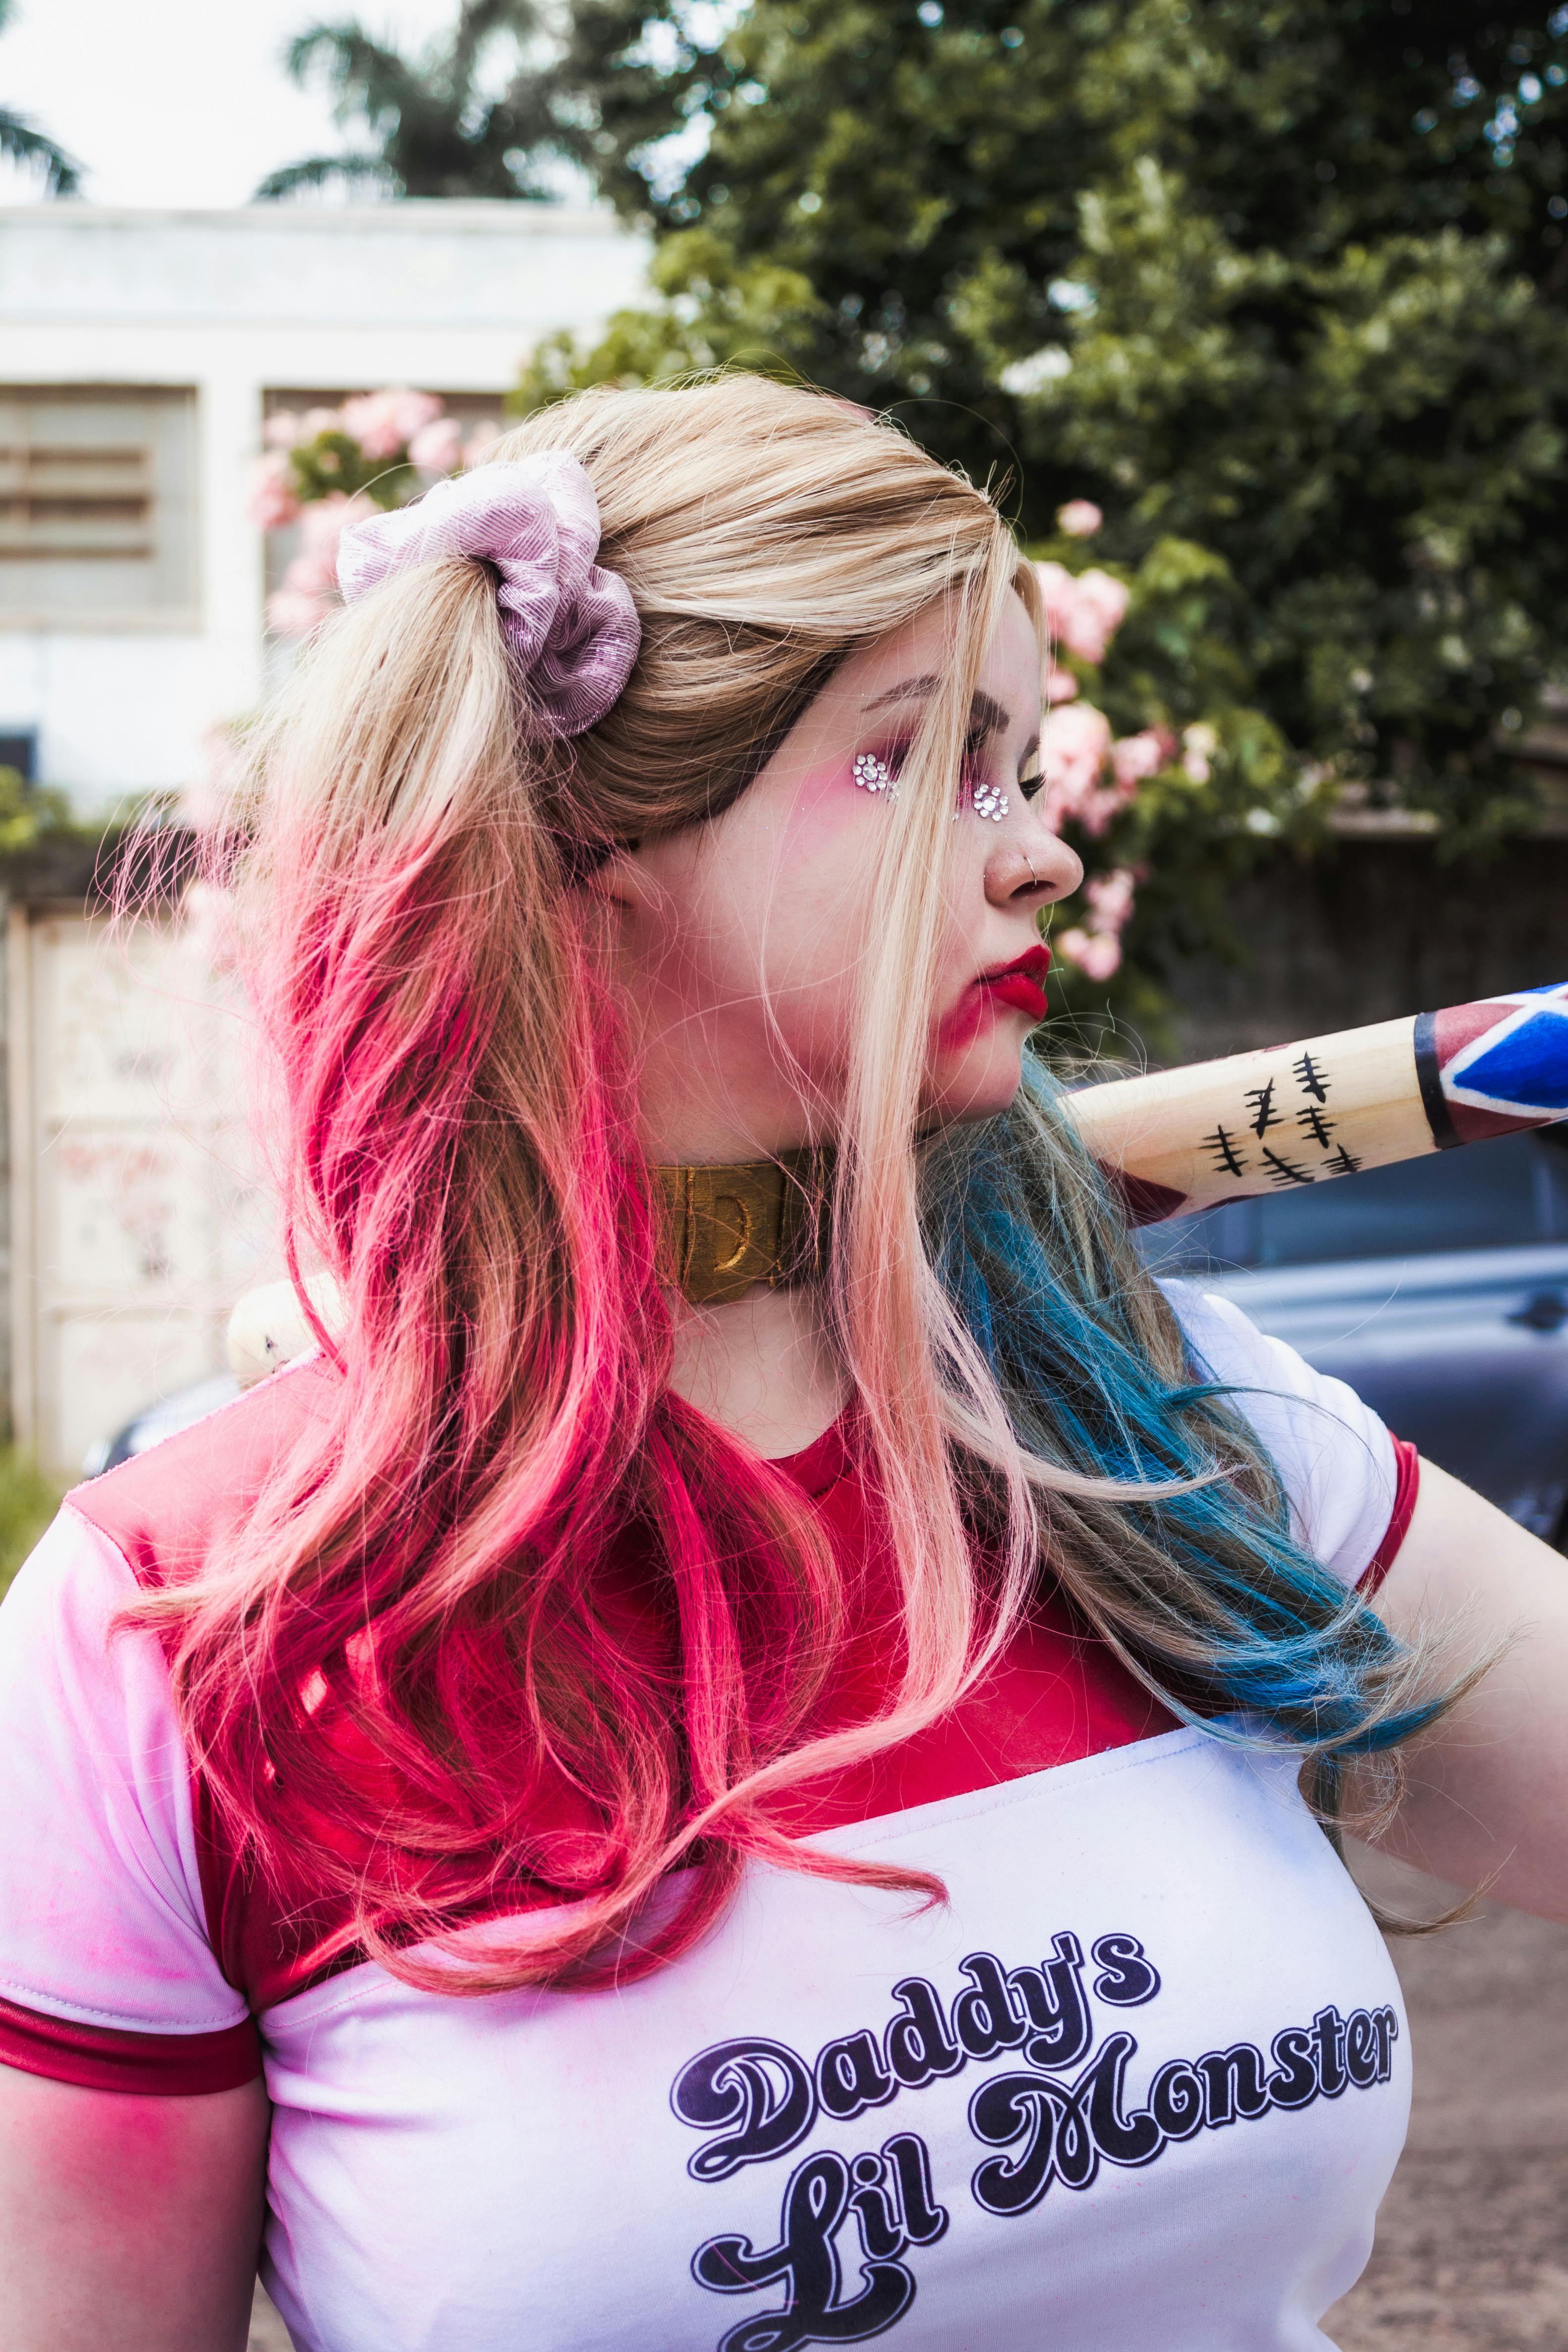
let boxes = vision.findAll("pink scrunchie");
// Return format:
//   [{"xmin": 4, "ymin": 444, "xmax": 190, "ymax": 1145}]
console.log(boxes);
[{"xmin": 336, "ymin": 452, "xmax": 640, "ymax": 738}]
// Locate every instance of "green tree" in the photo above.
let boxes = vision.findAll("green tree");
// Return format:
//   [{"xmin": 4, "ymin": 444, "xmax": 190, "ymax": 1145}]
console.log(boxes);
[
  {"xmin": 0, "ymin": 0, "xmax": 80, "ymax": 194},
  {"xmin": 257, "ymin": 0, "xmax": 566, "ymax": 199},
  {"xmin": 535, "ymin": 1, "xmax": 1568, "ymax": 848}
]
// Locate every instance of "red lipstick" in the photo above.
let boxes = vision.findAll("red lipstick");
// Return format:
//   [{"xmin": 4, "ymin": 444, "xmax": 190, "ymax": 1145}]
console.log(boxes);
[{"xmin": 976, "ymin": 944, "xmax": 1052, "ymax": 1021}]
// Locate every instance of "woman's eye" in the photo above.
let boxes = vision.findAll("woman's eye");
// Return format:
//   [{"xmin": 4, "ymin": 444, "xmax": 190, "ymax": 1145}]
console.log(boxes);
[{"xmin": 1018, "ymin": 763, "xmax": 1044, "ymax": 802}]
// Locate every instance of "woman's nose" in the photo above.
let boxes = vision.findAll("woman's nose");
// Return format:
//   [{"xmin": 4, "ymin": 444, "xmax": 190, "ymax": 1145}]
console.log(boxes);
[{"xmin": 983, "ymin": 820, "xmax": 1082, "ymax": 911}]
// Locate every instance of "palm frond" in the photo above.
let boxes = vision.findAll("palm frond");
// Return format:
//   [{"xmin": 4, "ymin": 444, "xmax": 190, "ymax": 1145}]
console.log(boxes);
[
  {"xmin": 0, "ymin": 108, "xmax": 80, "ymax": 196},
  {"xmin": 448, "ymin": 0, "xmax": 540, "ymax": 92},
  {"xmin": 283, "ymin": 21, "xmax": 423, "ymax": 126},
  {"xmin": 259, "ymin": 1, "xmax": 558, "ymax": 203},
  {"xmin": 253, "ymin": 150, "xmax": 396, "ymax": 201}
]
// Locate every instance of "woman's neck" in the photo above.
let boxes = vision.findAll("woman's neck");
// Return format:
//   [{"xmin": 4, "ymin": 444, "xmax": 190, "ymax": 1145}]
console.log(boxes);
[{"xmin": 667, "ymin": 1280, "xmax": 848, "ymax": 1460}]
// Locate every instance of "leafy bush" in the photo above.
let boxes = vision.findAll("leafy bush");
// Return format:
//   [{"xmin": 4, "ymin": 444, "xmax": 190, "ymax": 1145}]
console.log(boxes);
[{"xmin": 0, "ymin": 1451, "xmax": 62, "ymax": 1605}]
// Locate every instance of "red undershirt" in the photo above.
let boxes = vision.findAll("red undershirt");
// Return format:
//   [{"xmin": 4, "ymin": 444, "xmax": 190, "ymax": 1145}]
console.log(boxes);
[{"xmin": 0, "ymin": 1408, "xmax": 1419, "ymax": 2096}]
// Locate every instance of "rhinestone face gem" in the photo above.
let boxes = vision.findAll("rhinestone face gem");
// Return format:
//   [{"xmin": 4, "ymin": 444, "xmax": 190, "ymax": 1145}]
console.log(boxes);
[
  {"xmin": 971, "ymin": 780, "xmax": 1010, "ymax": 823},
  {"xmin": 852, "ymin": 752, "xmax": 897, "ymax": 798}
]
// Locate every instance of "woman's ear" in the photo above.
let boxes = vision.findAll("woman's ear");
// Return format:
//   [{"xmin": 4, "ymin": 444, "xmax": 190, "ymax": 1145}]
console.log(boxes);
[{"xmin": 581, "ymin": 843, "xmax": 660, "ymax": 916}]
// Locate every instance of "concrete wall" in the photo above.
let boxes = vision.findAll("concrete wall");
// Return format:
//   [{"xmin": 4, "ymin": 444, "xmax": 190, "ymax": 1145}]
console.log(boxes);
[{"xmin": 1166, "ymin": 838, "xmax": 1568, "ymax": 1064}]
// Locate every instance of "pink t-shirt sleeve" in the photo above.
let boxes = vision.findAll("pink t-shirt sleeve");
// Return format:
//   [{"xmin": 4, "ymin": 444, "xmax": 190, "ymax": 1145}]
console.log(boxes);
[{"xmin": 0, "ymin": 1505, "xmax": 260, "ymax": 2092}]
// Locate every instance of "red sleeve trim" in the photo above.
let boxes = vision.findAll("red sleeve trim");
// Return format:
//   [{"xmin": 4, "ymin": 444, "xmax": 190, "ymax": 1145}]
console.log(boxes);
[
  {"xmin": 1358, "ymin": 1438, "xmax": 1421, "ymax": 1599},
  {"xmin": 0, "ymin": 1994, "xmax": 262, "ymax": 2096}
]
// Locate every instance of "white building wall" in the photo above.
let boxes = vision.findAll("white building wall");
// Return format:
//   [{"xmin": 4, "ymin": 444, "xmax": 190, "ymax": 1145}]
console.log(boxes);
[
  {"xmin": 0, "ymin": 203, "xmax": 648, "ymax": 813},
  {"xmin": 0, "ymin": 202, "xmax": 648, "ymax": 1466}
]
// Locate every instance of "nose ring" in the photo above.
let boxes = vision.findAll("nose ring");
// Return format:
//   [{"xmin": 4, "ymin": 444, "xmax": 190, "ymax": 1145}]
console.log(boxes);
[{"xmin": 1026, "ymin": 853, "xmax": 1038, "ymax": 889}]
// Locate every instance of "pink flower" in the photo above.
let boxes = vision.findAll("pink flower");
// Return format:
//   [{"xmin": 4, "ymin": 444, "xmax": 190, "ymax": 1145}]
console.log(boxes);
[
  {"xmin": 462, "ymin": 418, "xmax": 505, "ymax": 466},
  {"xmin": 340, "ymin": 388, "xmax": 443, "ymax": 461},
  {"xmin": 1083, "ymin": 867, "xmax": 1137, "ymax": 934},
  {"xmin": 263, "ymin": 410, "xmax": 303, "ymax": 451},
  {"xmin": 264, "ymin": 492, "xmax": 377, "ymax": 634},
  {"xmin": 1033, "ymin": 561, "xmax": 1130, "ymax": 667},
  {"xmin": 297, "ymin": 490, "xmax": 375, "ymax": 562},
  {"xmin": 247, "ymin": 452, "xmax": 300, "ymax": 531},
  {"xmin": 281, "ymin": 545, "xmax": 339, "ymax": 598},
  {"xmin": 1056, "ymin": 927, "xmax": 1122, "ymax": 981},
  {"xmin": 1059, "ymin": 865, "xmax": 1138, "ymax": 977},
  {"xmin": 299, "ymin": 406, "xmax": 346, "ymax": 442},
  {"xmin": 1045, "ymin": 664, "xmax": 1079, "ymax": 703},
  {"xmin": 1038, "ymin": 701, "xmax": 1113, "ymax": 830},
  {"xmin": 1109, "ymin": 728, "xmax": 1170, "ymax": 791},
  {"xmin": 1064, "ymin": 568, "xmax": 1130, "ymax": 664},
  {"xmin": 266, "ymin": 586, "xmax": 336, "ymax": 639},
  {"xmin": 1056, "ymin": 499, "xmax": 1102, "ymax": 538},
  {"xmin": 408, "ymin": 416, "xmax": 466, "ymax": 475},
  {"xmin": 1085, "ymin": 779, "xmax": 1139, "ymax": 836}
]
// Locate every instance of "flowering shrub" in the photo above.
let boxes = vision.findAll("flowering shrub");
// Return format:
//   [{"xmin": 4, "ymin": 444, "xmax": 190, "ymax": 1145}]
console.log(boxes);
[
  {"xmin": 1032, "ymin": 508, "xmax": 1161, "ymax": 985},
  {"xmin": 1057, "ymin": 868, "xmax": 1138, "ymax": 983},
  {"xmin": 1029, "ymin": 504, "xmax": 1310, "ymax": 1024},
  {"xmin": 250, "ymin": 392, "xmax": 502, "ymax": 639}
]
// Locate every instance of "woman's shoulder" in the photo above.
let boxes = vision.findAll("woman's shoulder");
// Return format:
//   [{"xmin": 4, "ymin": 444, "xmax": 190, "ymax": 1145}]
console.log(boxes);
[
  {"xmin": 64, "ymin": 1350, "xmax": 341, "ymax": 1592},
  {"xmin": 0, "ymin": 1492, "xmax": 258, "ymax": 2076}
]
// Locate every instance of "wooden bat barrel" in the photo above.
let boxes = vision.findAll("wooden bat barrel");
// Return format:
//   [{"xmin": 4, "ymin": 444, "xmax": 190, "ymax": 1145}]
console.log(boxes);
[
  {"xmin": 1065, "ymin": 984, "xmax": 1568, "ymax": 1225},
  {"xmin": 225, "ymin": 985, "xmax": 1568, "ymax": 1381}
]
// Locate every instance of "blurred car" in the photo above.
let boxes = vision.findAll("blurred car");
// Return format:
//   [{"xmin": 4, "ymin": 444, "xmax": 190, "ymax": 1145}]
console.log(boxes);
[
  {"xmin": 83, "ymin": 1372, "xmax": 242, "ymax": 1478},
  {"xmin": 86, "ymin": 1130, "xmax": 1568, "ymax": 1540},
  {"xmin": 1137, "ymin": 1125, "xmax": 1568, "ymax": 1539}
]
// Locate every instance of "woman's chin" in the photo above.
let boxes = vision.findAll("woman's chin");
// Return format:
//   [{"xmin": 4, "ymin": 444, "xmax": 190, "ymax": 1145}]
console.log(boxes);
[{"xmin": 924, "ymin": 1038, "xmax": 1028, "ymax": 1128}]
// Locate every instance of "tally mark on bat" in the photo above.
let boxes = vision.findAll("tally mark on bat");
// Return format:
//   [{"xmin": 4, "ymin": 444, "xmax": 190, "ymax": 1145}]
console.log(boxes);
[
  {"xmin": 1322, "ymin": 1144, "xmax": 1364, "ymax": 1176},
  {"xmin": 1203, "ymin": 1125, "xmax": 1248, "ymax": 1178},
  {"xmin": 1260, "ymin": 1148, "xmax": 1314, "ymax": 1187},
  {"xmin": 1296, "ymin": 1105, "xmax": 1335, "ymax": 1149},
  {"xmin": 1244, "ymin": 1079, "xmax": 1281, "ymax": 1138},
  {"xmin": 1292, "ymin": 1051, "xmax": 1329, "ymax": 1103}
]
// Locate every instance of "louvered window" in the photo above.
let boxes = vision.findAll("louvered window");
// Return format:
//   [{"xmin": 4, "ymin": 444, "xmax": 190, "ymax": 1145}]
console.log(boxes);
[{"xmin": 0, "ymin": 390, "xmax": 196, "ymax": 625}]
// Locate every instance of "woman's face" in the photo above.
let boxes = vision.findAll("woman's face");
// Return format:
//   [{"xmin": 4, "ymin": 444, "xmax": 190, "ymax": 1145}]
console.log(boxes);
[{"xmin": 600, "ymin": 589, "xmax": 1083, "ymax": 1162}]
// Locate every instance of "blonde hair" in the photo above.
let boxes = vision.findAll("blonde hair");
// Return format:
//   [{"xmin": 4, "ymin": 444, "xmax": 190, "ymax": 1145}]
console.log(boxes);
[{"xmin": 143, "ymin": 377, "xmax": 1444, "ymax": 1992}]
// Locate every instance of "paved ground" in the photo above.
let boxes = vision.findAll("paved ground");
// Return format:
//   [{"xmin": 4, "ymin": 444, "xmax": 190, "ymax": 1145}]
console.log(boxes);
[
  {"xmin": 249, "ymin": 2288, "xmax": 291, "ymax": 2350},
  {"xmin": 1324, "ymin": 1845, "xmax": 1568, "ymax": 2350},
  {"xmin": 248, "ymin": 1845, "xmax": 1568, "ymax": 2349}
]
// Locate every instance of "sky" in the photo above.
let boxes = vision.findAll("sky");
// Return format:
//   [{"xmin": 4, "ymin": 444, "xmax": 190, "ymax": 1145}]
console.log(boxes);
[{"xmin": 0, "ymin": 0, "xmax": 467, "ymax": 209}]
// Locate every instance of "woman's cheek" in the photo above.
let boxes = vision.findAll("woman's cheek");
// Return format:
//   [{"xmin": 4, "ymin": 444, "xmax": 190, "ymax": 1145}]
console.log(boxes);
[{"xmin": 777, "ymin": 758, "xmax": 879, "ymax": 869}]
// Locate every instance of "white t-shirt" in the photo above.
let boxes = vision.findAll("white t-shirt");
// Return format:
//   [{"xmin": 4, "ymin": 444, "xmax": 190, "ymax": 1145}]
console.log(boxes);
[{"xmin": 0, "ymin": 1290, "xmax": 1414, "ymax": 2351}]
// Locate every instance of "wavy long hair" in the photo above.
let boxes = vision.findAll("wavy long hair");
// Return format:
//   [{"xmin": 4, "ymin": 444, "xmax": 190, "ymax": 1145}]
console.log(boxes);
[{"xmin": 139, "ymin": 377, "xmax": 1447, "ymax": 1992}]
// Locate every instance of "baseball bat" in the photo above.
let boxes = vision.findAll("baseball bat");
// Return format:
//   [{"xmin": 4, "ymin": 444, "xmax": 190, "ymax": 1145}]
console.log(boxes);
[
  {"xmin": 1066, "ymin": 982, "xmax": 1568, "ymax": 1225},
  {"xmin": 224, "ymin": 985, "xmax": 1568, "ymax": 1383}
]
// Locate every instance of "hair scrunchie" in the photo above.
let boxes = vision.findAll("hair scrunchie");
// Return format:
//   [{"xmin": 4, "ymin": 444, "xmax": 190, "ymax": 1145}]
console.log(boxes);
[{"xmin": 336, "ymin": 451, "xmax": 640, "ymax": 738}]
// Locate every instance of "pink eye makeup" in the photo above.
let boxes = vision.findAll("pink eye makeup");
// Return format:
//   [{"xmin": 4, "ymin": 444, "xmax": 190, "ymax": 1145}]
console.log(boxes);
[{"xmin": 849, "ymin": 741, "xmax": 1015, "ymax": 823}]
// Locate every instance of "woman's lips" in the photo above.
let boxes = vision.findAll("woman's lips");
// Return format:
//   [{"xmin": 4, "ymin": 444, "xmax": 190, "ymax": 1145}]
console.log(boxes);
[
  {"xmin": 976, "ymin": 945, "xmax": 1051, "ymax": 1022},
  {"xmin": 935, "ymin": 946, "xmax": 1052, "ymax": 1049}
]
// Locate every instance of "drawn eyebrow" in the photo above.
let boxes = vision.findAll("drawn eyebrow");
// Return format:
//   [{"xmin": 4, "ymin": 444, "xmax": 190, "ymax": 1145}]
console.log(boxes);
[{"xmin": 864, "ymin": 676, "xmax": 1015, "ymax": 739}]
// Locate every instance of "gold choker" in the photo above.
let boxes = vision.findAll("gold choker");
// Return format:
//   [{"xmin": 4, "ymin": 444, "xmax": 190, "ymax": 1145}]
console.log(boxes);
[{"xmin": 656, "ymin": 1147, "xmax": 833, "ymax": 1304}]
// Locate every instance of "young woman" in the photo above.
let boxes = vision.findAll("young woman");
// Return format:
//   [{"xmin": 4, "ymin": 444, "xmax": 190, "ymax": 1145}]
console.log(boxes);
[{"xmin": 0, "ymin": 377, "xmax": 1564, "ymax": 2352}]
